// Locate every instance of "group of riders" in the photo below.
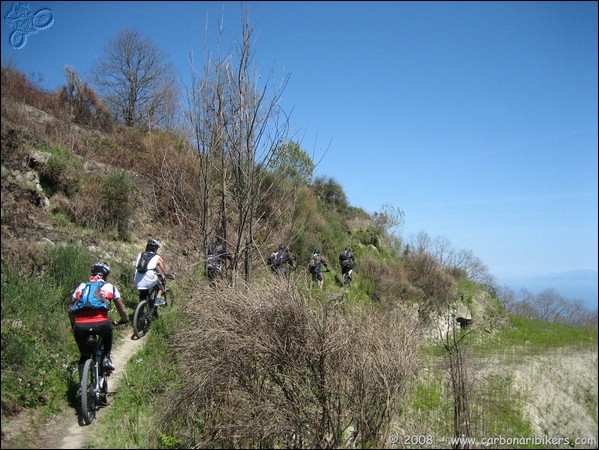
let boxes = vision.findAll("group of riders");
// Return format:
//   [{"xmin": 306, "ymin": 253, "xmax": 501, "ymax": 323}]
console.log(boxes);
[
  {"xmin": 308, "ymin": 246, "xmax": 356, "ymax": 289},
  {"xmin": 206, "ymin": 239, "xmax": 356, "ymax": 289},
  {"xmin": 67, "ymin": 237, "xmax": 355, "ymax": 398},
  {"xmin": 68, "ymin": 239, "xmax": 174, "ymax": 394}
]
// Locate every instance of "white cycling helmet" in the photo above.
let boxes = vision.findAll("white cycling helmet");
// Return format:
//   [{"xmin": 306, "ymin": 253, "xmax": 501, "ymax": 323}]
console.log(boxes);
[{"xmin": 91, "ymin": 262, "xmax": 111, "ymax": 277}]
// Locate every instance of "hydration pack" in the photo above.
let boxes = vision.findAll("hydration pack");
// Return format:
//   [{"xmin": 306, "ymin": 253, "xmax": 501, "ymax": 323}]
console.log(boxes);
[
  {"xmin": 309, "ymin": 254, "xmax": 319, "ymax": 273},
  {"xmin": 136, "ymin": 251, "xmax": 155, "ymax": 274},
  {"xmin": 268, "ymin": 251, "xmax": 286, "ymax": 267},
  {"xmin": 69, "ymin": 280, "xmax": 111, "ymax": 312}
]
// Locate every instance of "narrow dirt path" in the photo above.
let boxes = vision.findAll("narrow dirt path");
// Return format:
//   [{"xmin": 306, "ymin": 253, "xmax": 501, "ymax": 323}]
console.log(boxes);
[{"xmin": 1, "ymin": 329, "xmax": 145, "ymax": 449}]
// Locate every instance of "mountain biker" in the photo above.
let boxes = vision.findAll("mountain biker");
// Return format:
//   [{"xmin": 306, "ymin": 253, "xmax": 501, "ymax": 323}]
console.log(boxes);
[
  {"xmin": 309, "ymin": 248, "xmax": 329, "ymax": 289},
  {"xmin": 206, "ymin": 236, "xmax": 233, "ymax": 285},
  {"xmin": 68, "ymin": 262, "xmax": 129, "ymax": 378},
  {"xmin": 133, "ymin": 239, "xmax": 174, "ymax": 306},
  {"xmin": 339, "ymin": 246, "xmax": 356, "ymax": 284},
  {"xmin": 268, "ymin": 244, "xmax": 295, "ymax": 277}
]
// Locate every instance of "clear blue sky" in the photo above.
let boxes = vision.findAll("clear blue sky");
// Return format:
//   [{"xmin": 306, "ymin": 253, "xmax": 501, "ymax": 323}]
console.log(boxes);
[{"xmin": 2, "ymin": 1, "xmax": 597, "ymax": 292}]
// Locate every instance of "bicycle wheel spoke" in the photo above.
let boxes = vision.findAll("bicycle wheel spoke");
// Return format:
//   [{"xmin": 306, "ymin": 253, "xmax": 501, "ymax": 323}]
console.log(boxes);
[
  {"xmin": 80, "ymin": 359, "xmax": 96, "ymax": 424},
  {"xmin": 134, "ymin": 301, "xmax": 152, "ymax": 338}
]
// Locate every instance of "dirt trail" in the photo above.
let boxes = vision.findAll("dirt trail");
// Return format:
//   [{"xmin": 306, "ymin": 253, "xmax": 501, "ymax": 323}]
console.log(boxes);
[{"xmin": 1, "ymin": 330, "xmax": 145, "ymax": 449}]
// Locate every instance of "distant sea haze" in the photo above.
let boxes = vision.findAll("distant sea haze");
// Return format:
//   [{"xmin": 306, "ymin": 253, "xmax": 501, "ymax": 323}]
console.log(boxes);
[{"xmin": 498, "ymin": 269, "xmax": 598, "ymax": 312}]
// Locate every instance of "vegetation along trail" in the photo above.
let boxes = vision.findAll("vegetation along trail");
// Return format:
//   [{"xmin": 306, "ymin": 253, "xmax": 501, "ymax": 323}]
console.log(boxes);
[{"xmin": 1, "ymin": 330, "xmax": 145, "ymax": 449}]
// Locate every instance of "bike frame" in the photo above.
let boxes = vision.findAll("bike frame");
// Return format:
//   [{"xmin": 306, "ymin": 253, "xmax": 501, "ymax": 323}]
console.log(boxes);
[
  {"xmin": 79, "ymin": 333, "xmax": 108, "ymax": 425},
  {"xmin": 133, "ymin": 275, "xmax": 173, "ymax": 339}
]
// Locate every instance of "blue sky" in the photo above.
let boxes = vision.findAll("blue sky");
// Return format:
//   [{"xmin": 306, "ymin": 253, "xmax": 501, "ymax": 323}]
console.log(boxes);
[{"xmin": 2, "ymin": 1, "xmax": 597, "ymax": 302}]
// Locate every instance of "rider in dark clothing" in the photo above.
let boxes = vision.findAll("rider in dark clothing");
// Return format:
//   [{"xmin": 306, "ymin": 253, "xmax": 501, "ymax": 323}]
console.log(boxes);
[
  {"xmin": 268, "ymin": 244, "xmax": 295, "ymax": 277},
  {"xmin": 309, "ymin": 249, "xmax": 329, "ymax": 289},
  {"xmin": 339, "ymin": 246, "xmax": 356, "ymax": 284},
  {"xmin": 206, "ymin": 237, "xmax": 233, "ymax": 285}
]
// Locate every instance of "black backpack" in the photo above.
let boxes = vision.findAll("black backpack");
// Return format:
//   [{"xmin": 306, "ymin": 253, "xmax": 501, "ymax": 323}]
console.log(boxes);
[
  {"xmin": 136, "ymin": 251, "xmax": 155, "ymax": 274},
  {"xmin": 268, "ymin": 250, "xmax": 286, "ymax": 267},
  {"xmin": 340, "ymin": 250, "xmax": 353, "ymax": 268},
  {"xmin": 309, "ymin": 254, "xmax": 319, "ymax": 273}
]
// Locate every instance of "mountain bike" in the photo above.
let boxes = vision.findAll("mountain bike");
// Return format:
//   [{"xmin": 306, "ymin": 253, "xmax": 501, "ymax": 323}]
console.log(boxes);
[
  {"xmin": 341, "ymin": 266, "xmax": 353, "ymax": 287},
  {"xmin": 78, "ymin": 321, "xmax": 126, "ymax": 425},
  {"xmin": 133, "ymin": 274, "xmax": 175, "ymax": 339}
]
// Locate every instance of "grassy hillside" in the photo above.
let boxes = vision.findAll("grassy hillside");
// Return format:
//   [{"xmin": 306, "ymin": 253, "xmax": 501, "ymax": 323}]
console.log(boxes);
[{"xmin": 1, "ymin": 66, "xmax": 597, "ymax": 449}]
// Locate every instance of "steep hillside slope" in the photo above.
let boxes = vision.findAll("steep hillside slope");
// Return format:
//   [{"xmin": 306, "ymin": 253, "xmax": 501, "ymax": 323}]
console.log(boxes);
[
  {"xmin": 480, "ymin": 347, "xmax": 598, "ymax": 445},
  {"xmin": 2, "ymin": 77, "xmax": 597, "ymax": 449}
]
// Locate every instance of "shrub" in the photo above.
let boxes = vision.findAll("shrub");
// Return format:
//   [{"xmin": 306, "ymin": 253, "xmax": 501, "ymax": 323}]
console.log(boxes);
[
  {"xmin": 69, "ymin": 170, "xmax": 137, "ymax": 240},
  {"xmin": 0, "ymin": 250, "xmax": 89, "ymax": 416},
  {"xmin": 101, "ymin": 170, "xmax": 138, "ymax": 240},
  {"xmin": 162, "ymin": 279, "xmax": 421, "ymax": 448},
  {"xmin": 38, "ymin": 144, "xmax": 83, "ymax": 196}
]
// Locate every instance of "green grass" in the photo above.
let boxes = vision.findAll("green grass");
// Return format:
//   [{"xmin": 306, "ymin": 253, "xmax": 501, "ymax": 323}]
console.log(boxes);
[
  {"xmin": 0, "ymin": 243, "xmax": 141, "ymax": 420},
  {"xmin": 85, "ymin": 308, "xmax": 183, "ymax": 449},
  {"xmin": 1, "ymin": 263, "xmax": 77, "ymax": 416},
  {"xmin": 478, "ymin": 374, "xmax": 537, "ymax": 448},
  {"xmin": 477, "ymin": 315, "xmax": 598, "ymax": 355}
]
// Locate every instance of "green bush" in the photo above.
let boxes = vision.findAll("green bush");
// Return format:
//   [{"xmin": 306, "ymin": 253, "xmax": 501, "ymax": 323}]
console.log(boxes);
[
  {"xmin": 0, "ymin": 244, "xmax": 97, "ymax": 417},
  {"xmin": 39, "ymin": 144, "xmax": 83, "ymax": 196},
  {"xmin": 69, "ymin": 170, "xmax": 138, "ymax": 240},
  {"xmin": 1, "ymin": 265, "xmax": 76, "ymax": 415}
]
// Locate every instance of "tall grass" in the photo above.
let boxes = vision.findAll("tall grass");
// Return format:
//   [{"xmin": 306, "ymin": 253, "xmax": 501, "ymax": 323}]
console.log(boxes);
[
  {"xmin": 1, "ymin": 258, "xmax": 78, "ymax": 416},
  {"xmin": 0, "ymin": 243, "xmax": 132, "ymax": 419},
  {"xmin": 476, "ymin": 315, "xmax": 598, "ymax": 355},
  {"xmin": 84, "ymin": 307, "xmax": 182, "ymax": 449}
]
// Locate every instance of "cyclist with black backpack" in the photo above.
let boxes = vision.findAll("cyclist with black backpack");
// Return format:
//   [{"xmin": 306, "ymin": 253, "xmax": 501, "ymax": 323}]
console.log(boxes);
[
  {"xmin": 339, "ymin": 246, "xmax": 356, "ymax": 286},
  {"xmin": 68, "ymin": 262, "xmax": 129, "ymax": 378},
  {"xmin": 133, "ymin": 239, "xmax": 174, "ymax": 306},
  {"xmin": 268, "ymin": 244, "xmax": 295, "ymax": 277},
  {"xmin": 206, "ymin": 236, "xmax": 233, "ymax": 286},
  {"xmin": 308, "ymin": 248, "xmax": 329, "ymax": 289}
]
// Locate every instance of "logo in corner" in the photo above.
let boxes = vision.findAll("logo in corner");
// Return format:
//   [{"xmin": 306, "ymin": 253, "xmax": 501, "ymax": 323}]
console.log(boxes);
[{"xmin": 3, "ymin": 3, "xmax": 54, "ymax": 49}]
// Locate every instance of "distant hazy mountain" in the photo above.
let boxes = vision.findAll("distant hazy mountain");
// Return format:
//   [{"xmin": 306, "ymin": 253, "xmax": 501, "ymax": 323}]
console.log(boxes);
[{"xmin": 498, "ymin": 270, "xmax": 598, "ymax": 311}]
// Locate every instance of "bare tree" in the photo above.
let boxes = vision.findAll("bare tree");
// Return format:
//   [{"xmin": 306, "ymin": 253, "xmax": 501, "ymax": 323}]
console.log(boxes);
[
  {"xmin": 186, "ymin": 8, "xmax": 299, "ymax": 282},
  {"xmin": 185, "ymin": 18, "xmax": 230, "ymax": 265},
  {"xmin": 59, "ymin": 66, "xmax": 112, "ymax": 128},
  {"xmin": 442, "ymin": 307, "xmax": 473, "ymax": 449},
  {"xmin": 92, "ymin": 28, "xmax": 180, "ymax": 129}
]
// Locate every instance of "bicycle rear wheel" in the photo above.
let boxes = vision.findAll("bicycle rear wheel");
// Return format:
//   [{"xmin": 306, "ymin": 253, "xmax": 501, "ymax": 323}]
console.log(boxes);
[
  {"xmin": 80, "ymin": 359, "xmax": 96, "ymax": 425},
  {"xmin": 133, "ymin": 300, "xmax": 152, "ymax": 338},
  {"xmin": 343, "ymin": 272, "xmax": 351, "ymax": 287}
]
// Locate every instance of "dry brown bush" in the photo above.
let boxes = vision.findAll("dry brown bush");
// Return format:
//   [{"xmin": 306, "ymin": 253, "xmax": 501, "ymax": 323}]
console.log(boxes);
[
  {"xmin": 403, "ymin": 250, "xmax": 458, "ymax": 320},
  {"xmin": 0, "ymin": 230, "xmax": 45, "ymax": 277},
  {"xmin": 0, "ymin": 193, "xmax": 46, "ymax": 232},
  {"xmin": 162, "ymin": 278, "xmax": 421, "ymax": 448},
  {"xmin": 140, "ymin": 133, "xmax": 206, "ymax": 232},
  {"xmin": 358, "ymin": 253, "xmax": 421, "ymax": 305},
  {"xmin": 1, "ymin": 66, "xmax": 61, "ymax": 115}
]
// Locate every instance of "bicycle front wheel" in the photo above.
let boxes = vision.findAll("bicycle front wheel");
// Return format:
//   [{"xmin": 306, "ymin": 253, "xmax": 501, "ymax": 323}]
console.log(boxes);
[
  {"xmin": 133, "ymin": 300, "xmax": 151, "ymax": 338},
  {"xmin": 80, "ymin": 359, "xmax": 96, "ymax": 425}
]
